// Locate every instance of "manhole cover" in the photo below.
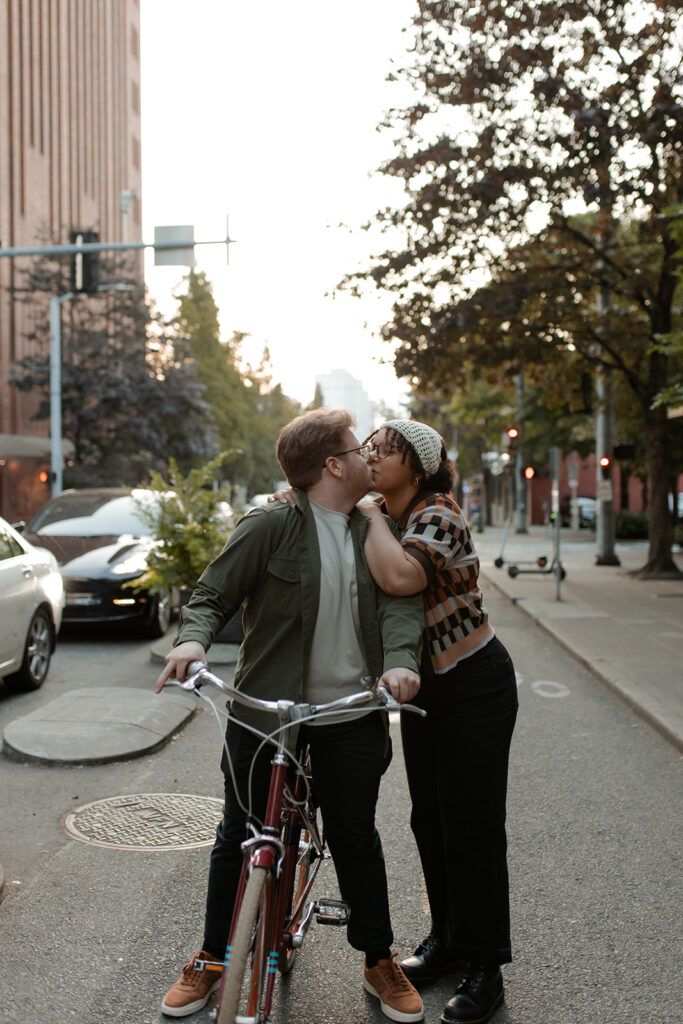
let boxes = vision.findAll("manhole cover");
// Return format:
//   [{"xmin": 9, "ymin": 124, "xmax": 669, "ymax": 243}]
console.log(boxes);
[{"xmin": 65, "ymin": 793, "xmax": 223, "ymax": 851}]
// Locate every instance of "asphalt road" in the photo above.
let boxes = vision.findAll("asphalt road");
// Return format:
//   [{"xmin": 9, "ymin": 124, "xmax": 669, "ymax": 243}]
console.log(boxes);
[{"xmin": 0, "ymin": 593, "xmax": 680, "ymax": 1024}]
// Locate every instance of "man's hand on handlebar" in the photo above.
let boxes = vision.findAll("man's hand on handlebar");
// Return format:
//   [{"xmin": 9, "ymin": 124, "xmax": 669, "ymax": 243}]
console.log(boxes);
[
  {"xmin": 379, "ymin": 667, "xmax": 420, "ymax": 703},
  {"xmin": 155, "ymin": 641, "xmax": 208, "ymax": 693}
]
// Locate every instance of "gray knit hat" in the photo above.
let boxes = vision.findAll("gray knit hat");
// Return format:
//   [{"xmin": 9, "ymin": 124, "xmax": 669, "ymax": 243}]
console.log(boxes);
[{"xmin": 382, "ymin": 419, "xmax": 444, "ymax": 477}]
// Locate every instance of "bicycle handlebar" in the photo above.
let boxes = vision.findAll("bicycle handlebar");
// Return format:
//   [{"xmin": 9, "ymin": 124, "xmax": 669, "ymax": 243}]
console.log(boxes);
[{"xmin": 170, "ymin": 660, "xmax": 426, "ymax": 720}]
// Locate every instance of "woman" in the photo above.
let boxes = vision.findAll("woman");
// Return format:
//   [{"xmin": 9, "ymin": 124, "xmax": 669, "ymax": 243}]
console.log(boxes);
[
  {"xmin": 357, "ymin": 419, "xmax": 518, "ymax": 1024},
  {"xmin": 271, "ymin": 417, "xmax": 517, "ymax": 1024}
]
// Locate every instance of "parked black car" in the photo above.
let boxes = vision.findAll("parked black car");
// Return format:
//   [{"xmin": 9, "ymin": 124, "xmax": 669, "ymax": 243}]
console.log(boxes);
[{"xmin": 23, "ymin": 488, "xmax": 175, "ymax": 637}]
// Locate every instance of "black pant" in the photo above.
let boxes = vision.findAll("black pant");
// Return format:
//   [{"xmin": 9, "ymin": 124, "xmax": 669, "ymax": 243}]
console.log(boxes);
[
  {"xmin": 401, "ymin": 636, "xmax": 518, "ymax": 965},
  {"xmin": 203, "ymin": 711, "xmax": 394, "ymax": 957}
]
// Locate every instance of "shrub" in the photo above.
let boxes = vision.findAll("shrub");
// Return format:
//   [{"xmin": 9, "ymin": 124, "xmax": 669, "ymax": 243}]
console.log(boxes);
[
  {"xmin": 615, "ymin": 510, "xmax": 649, "ymax": 540},
  {"xmin": 130, "ymin": 453, "xmax": 236, "ymax": 594}
]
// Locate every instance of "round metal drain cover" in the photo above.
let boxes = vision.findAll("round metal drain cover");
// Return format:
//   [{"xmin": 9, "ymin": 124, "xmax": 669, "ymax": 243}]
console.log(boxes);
[{"xmin": 65, "ymin": 793, "xmax": 223, "ymax": 851}]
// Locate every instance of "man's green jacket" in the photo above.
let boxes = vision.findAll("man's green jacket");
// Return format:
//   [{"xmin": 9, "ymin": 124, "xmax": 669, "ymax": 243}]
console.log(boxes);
[{"xmin": 175, "ymin": 490, "xmax": 424, "ymax": 732}]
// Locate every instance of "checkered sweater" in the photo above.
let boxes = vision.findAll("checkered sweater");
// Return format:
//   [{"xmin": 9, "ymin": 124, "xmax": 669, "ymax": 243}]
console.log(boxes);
[{"xmin": 398, "ymin": 492, "xmax": 494, "ymax": 674}]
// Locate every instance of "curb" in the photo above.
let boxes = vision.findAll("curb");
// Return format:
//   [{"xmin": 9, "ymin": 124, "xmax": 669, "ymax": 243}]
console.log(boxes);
[
  {"xmin": 2, "ymin": 688, "xmax": 198, "ymax": 767},
  {"xmin": 150, "ymin": 638, "xmax": 240, "ymax": 667},
  {"xmin": 482, "ymin": 570, "xmax": 683, "ymax": 754}
]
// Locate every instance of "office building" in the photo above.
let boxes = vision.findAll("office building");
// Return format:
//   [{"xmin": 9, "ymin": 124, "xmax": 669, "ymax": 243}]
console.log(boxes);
[{"xmin": 0, "ymin": 0, "xmax": 142, "ymax": 520}]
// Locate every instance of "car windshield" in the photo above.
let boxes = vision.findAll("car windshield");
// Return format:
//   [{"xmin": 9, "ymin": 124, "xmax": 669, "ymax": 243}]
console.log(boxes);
[{"xmin": 27, "ymin": 492, "xmax": 159, "ymax": 537}]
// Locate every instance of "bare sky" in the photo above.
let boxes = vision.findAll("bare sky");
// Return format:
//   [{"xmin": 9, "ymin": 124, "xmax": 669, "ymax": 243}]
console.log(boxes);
[{"xmin": 140, "ymin": 0, "xmax": 417, "ymax": 410}]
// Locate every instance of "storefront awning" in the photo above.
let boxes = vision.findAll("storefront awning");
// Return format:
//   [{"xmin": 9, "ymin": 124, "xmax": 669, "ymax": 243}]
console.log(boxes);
[{"xmin": 0, "ymin": 433, "xmax": 75, "ymax": 458}]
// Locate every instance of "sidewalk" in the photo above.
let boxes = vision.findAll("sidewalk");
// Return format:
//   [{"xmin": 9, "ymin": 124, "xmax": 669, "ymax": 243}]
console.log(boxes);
[{"xmin": 475, "ymin": 525, "xmax": 683, "ymax": 753}]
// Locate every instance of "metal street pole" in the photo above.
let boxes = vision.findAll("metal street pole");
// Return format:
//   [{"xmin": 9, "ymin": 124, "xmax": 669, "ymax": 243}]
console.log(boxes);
[
  {"xmin": 49, "ymin": 293, "xmax": 74, "ymax": 496},
  {"xmin": 7, "ymin": 226, "xmax": 235, "ymax": 500},
  {"xmin": 551, "ymin": 446, "xmax": 563, "ymax": 601},
  {"xmin": 595, "ymin": 366, "xmax": 620, "ymax": 566},
  {"xmin": 515, "ymin": 371, "xmax": 528, "ymax": 533}
]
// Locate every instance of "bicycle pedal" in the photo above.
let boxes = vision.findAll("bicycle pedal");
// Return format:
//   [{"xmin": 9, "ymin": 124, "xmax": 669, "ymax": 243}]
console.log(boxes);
[{"xmin": 315, "ymin": 898, "xmax": 350, "ymax": 925}]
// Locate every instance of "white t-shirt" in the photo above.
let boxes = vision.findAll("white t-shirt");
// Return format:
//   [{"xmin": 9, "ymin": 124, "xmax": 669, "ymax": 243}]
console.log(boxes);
[{"xmin": 304, "ymin": 499, "xmax": 370, "ymax": 719}]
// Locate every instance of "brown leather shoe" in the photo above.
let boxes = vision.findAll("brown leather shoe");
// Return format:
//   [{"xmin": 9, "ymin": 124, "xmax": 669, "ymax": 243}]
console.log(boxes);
[
  {"xmin": 161, "ymin": 950, "xmax": 222, "ymax": 1017},
  {"xmin": 363, "ymin": 953, "xmax": 425, "ymax": 1022}
]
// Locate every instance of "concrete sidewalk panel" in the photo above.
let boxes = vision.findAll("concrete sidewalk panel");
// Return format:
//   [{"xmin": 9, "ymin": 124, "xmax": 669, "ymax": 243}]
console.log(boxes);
[{"xmin": 2, "ymin": 688, "xmax": 197, "ymax": 766}]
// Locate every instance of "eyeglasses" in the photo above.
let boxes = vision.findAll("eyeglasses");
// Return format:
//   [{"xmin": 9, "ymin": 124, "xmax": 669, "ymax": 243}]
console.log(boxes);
[
  {"xmin": 368, "ymin": 442, "xmax": 399, "ymax": 460},
  {"xmin": 331, "ymin": 444, "xmax": 373, "ymax": 459}
]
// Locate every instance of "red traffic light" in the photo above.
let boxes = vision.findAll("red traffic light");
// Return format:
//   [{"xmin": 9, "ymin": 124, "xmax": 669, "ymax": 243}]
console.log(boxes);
[
  {"xmin": 523, "ymin": 465, "xmax": 536, "ymax": 480},
  {"xmin": 39, "ymin": 469, "xmax": 50, "ymax": 484},
  {"xmin": 506, "ymin": 426, "xmax": 520, "ymax": 440},
  {"xmin": 599, "ymin": 456, "xmax": 611, "ymax": 468}
]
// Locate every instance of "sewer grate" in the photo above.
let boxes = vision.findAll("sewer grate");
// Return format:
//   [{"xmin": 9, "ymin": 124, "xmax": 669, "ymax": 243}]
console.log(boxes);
[{"xmin": 64, "ymin": 793, "xmax": 223, "ymax": 851}]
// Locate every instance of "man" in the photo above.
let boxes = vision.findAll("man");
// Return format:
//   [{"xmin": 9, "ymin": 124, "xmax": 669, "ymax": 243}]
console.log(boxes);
[{"xmin": 157, "ymin": 408, "xmax": 425, "ymax": 1022}]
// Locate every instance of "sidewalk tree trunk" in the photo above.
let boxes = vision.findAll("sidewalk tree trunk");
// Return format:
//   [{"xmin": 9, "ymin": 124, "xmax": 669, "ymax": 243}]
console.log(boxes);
[{"xmin": 347, "ymin": 0, "xmax": 683, "ymax": 578}]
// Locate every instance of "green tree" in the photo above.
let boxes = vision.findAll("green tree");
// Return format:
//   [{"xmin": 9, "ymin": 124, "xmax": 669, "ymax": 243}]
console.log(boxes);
[
  {"xmin": 306, "ymin": 382, "xmax": 325, "ymax": 411},
  {"xmin": 10, "ymin": 250, "xmax": 215, "ymax": 485},
  {"xmin": 172, "ymin": 272, "xmax": 301, "ymax": 494},
  {"xmin": 352, "ymin": 0, "xmax": 683, "ymax": 576}
]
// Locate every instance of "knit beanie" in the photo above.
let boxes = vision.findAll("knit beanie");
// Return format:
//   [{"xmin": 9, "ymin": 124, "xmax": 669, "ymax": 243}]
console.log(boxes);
[{"xmin": 382, "ymin": 419, "xmax": 444, "ymax": 477}]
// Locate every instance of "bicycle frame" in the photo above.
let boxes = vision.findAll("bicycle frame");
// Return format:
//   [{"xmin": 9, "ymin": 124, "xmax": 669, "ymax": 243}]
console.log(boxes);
[
  {"xmin": 221, "ymin": 745, "xmax": 325, "ymax": 1021},
  {"xmin": 171, "ymin": 661, "xmax": 426, "ymax": 1024}
]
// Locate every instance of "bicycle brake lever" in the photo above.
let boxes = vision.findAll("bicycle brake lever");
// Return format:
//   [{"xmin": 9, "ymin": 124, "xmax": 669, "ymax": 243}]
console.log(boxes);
[{"xmin": 377, "ymin": 684, "xmax": 427, "ymax": 717}]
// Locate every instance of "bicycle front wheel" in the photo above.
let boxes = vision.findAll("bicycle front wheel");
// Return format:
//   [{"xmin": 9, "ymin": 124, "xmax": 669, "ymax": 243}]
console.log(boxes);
[{"xmin": 216, "ymin": 865, "xmax": 273, "ymax": 1024}]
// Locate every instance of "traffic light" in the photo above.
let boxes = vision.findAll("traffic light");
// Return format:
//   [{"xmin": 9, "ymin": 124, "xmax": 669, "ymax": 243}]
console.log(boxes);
[
  {"xmin": 504, "ymin": 425, "xmax": 520, "ymax": 453},
  {"xmin": 39, "ymin": 469, "xmax": 55, "ymax": 486},
  {"xmin": 70, "ymin": 230, "xmax": 99, "ymax": 293},
  {"xmin": 599, "ymin": 455, "xmax": 612, "ymax": 479},
  {"xmin": 523, "ymin": 465, "xmax": 536, "ymax": 480}
]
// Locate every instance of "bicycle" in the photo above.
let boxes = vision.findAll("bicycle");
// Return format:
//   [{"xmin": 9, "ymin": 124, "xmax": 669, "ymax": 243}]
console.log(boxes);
[{"xmin": 168, "ymin": 660, "xmax": 426, "ymax": 1024}]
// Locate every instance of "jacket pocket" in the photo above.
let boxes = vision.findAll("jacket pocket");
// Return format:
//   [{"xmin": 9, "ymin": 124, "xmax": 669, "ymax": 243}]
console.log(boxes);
[{"xmin": 264, "ymin": 555, "xmax": 301, "ymax": 616}]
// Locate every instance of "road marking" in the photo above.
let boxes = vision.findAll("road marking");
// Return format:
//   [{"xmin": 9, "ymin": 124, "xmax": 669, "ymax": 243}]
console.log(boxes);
[{"xmin": 530, "ymin": 680, "xmax": 571, "ymax": 699}]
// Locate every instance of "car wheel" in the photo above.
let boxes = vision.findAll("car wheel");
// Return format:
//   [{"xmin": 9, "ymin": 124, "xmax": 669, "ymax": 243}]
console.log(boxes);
[
  {"xmin": 143, "ymin": 591, "xmax": 171, "ymax": 639},
  {"xmin": 5, "ymin": 608, "xmax": 53, "ymax": 692}
]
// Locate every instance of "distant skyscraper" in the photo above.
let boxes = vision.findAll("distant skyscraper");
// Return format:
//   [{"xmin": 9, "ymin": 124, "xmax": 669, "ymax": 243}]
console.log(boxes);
[
  {"xmin": 0, "ymin": 0, "xmax": 142, "ymax": 520},
  {"xmin": 315, "ymin": 369, "xmax": 374, "ymax": 440}
]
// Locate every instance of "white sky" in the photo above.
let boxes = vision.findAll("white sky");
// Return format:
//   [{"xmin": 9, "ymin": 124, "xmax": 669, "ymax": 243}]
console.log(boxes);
[{"xmin": 139, "ymin": 0, "xmax": 417, "ymax": 411}]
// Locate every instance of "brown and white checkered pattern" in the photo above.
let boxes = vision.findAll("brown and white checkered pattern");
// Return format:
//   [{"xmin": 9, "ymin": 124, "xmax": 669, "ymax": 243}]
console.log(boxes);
[{"xmin": 402, "ymin": 494, "xmax": 494, "ymax": 673}]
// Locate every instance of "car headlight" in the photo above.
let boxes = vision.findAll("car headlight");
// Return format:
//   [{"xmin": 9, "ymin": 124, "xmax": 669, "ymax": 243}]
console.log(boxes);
[{"xmin": 111, "ymin": 554, "xmax": 148, "ymax": 576}]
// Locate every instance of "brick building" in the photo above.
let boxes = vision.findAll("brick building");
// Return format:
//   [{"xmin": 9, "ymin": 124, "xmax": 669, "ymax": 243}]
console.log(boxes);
[{"xmin": 0, "ymin": 0, "xmax": 142, "ymax": 522}]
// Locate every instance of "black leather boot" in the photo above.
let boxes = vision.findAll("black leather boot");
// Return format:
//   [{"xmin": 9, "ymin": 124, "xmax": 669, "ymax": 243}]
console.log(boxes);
[
  {"xmin": 440, "ymin": 964, "xmax": 504, "ymax": 1023},
  {"xmin": 399, "ymin": 933, "xmax": 463, "ymax": 984}
]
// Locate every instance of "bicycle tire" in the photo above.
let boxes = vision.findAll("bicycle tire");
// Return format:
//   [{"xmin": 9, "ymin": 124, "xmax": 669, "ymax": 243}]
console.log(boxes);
[
  {"xmin": 215, "ymin": 865, "xmax": 271, "ymax": 1024},
  {"xmin": 278, "ymin": 825, "xmax": 315, "ymax": 974}
]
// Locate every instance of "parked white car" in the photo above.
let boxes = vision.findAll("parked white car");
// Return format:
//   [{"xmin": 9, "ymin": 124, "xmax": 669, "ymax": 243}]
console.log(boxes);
[{"xmin": 0, "ymin": 515, "xmax": 64, "ymax": 691}]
